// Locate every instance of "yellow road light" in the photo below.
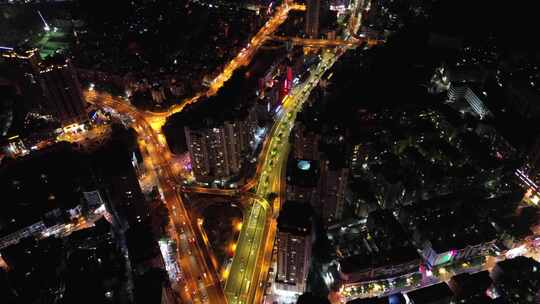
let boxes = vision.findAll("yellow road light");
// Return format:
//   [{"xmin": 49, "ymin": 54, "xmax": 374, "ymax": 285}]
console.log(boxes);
[
  {"xmin": 235, "ymin": 222, "xmax": 243, "ymax": 232},
  {"xmin": 222, "ymin": 268, "xmax": 230, "ymax": 279}
]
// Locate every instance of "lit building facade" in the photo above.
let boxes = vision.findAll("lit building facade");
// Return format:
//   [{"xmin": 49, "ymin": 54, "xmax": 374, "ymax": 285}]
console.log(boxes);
[
  {"xmin": 305, "ymin": 0, "xmax": 321, "ymax": 38},
  {"xmin": 185, "ymin": 109, "xmax": 257, "ymax": 183},
  {"xmin": 38, "ymin": 58, "xmax": 87, "ymax": 124},
  {"xmin": 292, "ymin": 122, "xmax": 320, "ymax": 161},
  {"xmin": 0, "ymin": 49, "xmax": 46, "ymax": 112},
  {"xmin": 286, "ymin": 159, "xmax": 320, "ymax": 207},
  {"xmin": 319, "ymin": 162, "xmax": 348, "ymax": 224},
  {"xmin": 275, "ymin": 202, "xmax": 313, "ymax": 295},
  {"xmin": 275, "ymin": 230, "xmax": 312, "ymax": 293},
  {"xmin": 1, "ymin": 49, "xmax": 86, "ymax": 125}
]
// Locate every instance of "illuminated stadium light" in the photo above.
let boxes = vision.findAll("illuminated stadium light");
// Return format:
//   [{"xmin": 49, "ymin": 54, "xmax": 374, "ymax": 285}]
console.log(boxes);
[{"xmin": 37, "ymin": 10, "xmax": 51, "ymax": 32}]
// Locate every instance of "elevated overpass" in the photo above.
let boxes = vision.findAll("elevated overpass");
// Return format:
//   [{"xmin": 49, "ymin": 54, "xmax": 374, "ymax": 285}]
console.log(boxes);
[
  {"xmin": 269, "ymin": 35, "xmax": 384, "ymax": 48},
  {"xmin": 182, "ymin": 187, "xmax": 267, "ymax": 216}
]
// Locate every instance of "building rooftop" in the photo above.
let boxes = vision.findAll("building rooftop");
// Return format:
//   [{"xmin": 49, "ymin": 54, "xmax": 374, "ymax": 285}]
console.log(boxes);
[
  {"xmin": 338, "ymin": 210, "xmax": 420, "ymax": 277},
  {"xmin": 493, "ymin": 256, "xmax": 540, "ymax": 281},
  {"xmin": 0, "ymin": 218, "xmax": 125, "ymax": 303},
  {"xmin": 367, "ymin": 209, "xmax": 410, "ymax": 244},
  {"xmin": 347, "ymin": 294, "xmax": 405, "ymax": 304},
  {"xmin": 134, "ymin": 268, "xmax": 168, "ymax": 304},
  {"xmin": 287, "ymin": 158, "xmax": 320, "ymax": 187},
  {"xmin": 166, "ymin": 68, "xmax": 256, "ymax": 129},
  {"xmin": 406, "ymin": 283, "xmax": 454, "ymax": 304},
  {"xmin": 339, "ymin": 245, "xmax": 419, "ymax": 275},
  {"xmin": 446, "ymin": 66, "xmax": 488, "ymax": 84},
  {"xmin": 426, "ymin": 221, "xmax": 496, "ymax": 254},
  {"xmin": 449, "ymin": 270, "xmax": 492, "ymax": 298},
  {"xmin": 347, "ymin": 296, "xmax": 388, "ymax": 304},
  {"xmin": 401, "ymin": 194, "xmax": 498, "ymax": 253},
  {"xmin": 277, "ymin": 201, "xmax": 313, "ymax": 235}
]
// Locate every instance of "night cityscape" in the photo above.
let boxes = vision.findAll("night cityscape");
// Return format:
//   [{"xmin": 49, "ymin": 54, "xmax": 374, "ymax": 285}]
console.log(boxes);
[{"xmin": 1, "ymin": 1, "xmax": 540, "ymax": 304}]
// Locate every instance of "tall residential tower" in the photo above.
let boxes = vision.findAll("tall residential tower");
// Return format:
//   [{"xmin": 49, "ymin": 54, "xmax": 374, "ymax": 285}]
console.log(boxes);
[
  {"xmin": 305, "ymin": 0, "xmax": 321, "ymax": 38},
  {"xmin": 0, "ymin": 49, "xmax": 86, "ymax": 125},
  {"xmin": 275, "ymin": 202, "xmax": 313, "ymax": 295}
]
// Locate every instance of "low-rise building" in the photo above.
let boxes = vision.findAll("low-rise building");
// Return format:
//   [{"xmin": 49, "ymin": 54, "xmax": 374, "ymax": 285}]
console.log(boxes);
[
  {"xmin": 398, "ymin": 195, "xmax": 497, "ymax": 267},
  {"xmin": 491, "ymin": 256, "xmax": 540, "ymax": 304},
  {"xmin": 448, "ymin": 271, "xmax": 493, "ymax": 303},
  {"xmin": 0, "ymin": 219, "xmax": 131, "ymax": 303},
  {"xmin": 338, "ymin": 210, "xmax": 421, "ymax": 283},
  {"xmin": 0, "ymin": 143, "xmax": 101, "ymax": 245},
  {"xmin": 406, "ymin": 282, "xmax": 455, "ymax": 304}
]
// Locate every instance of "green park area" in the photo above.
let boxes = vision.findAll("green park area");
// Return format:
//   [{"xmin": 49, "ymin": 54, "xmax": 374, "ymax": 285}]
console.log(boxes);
[{"xmin": 31, "ymin": 28, "xmax": 70, "ymax": 59}]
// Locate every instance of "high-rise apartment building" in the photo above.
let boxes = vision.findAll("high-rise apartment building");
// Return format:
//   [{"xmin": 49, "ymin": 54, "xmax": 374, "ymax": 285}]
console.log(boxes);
[
  {"xmin": 185, "ymin": 110, "xmax": 256, "ymax": 183},
  {"xmin": 0, "ymin": 49, "xmax": 86, "ymax": 125},
  {"xmin": 0, "ymin": 49, "xmax": 45, "ymax": 112},
  {"xmin": 319, "ymin": 162, "xmax": 348, "ymax": 224},
  {"xmin": 275, "ymin": 202, "xmax": 313, "ymax": 295},
  {"xmin": 292, "ymin": 122, "xmax": 320, "ymax": 161},
  {"xmin": 305, "ymin": 0, "xmax": 321, "ymax": 38},
  {"xmin": 286, "ymin": 159, "xmax": 320, "ymax": 206},
  {"xmin": 38, "ymin": 57, "xmax": 86, "ymax": 124},
  {"xmin": 447, "ymin": 84, "xmax": 491, "ymax": 119},
  {"xmin": 185, "ymin": 128, "xmax": 212, "ymax": 179}
]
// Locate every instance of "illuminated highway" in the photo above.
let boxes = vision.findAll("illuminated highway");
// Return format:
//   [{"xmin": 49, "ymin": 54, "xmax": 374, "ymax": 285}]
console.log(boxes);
[
  {"xmin": 82, "ymin": 2, "xmax": 306, "ymax": 297},
  {"xmin": 222, "ymin": 0, "xmax": 370, "ymax": 302},
  {"xmin": 81, "ymin": 1, "xmax": 370, "ymax": 303},
  {"xmin": 81, "ymin": 3, "xmax": 309, "ymax": 303},
  {"xmin": 85, "ymin": 91, "xmax": 224, "ymax": 304},
  {"xmin": 82, "ymin": 3, "xmax": 310, "ymax": 300},
  {"xmin": 223, "ymin": 48, "xmax": 348, "ymax": 304},
  {"xmin": 76, "ymin": 1, "xmax": 540, "ymax": 304}
]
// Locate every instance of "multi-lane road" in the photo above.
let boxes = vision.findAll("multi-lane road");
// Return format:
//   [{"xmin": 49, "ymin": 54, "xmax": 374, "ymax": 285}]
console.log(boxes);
[
  {"xmin": 84, "ymin": 0, "xmax": 370, "ymax": 303},
  {"xmin": 85, "ymin": 2, "xmax": 309, "ymax": 303},
  {"xmin": 222, "ymin": 0, "xmax": 368, "ymax": 301},
  {"xmin": 223, "ymin": 49, "xmax": 354, "ymax": 304},
  {"xmin": 85, "ymin": 91, "xmax": 224, "ymax": 304}
]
